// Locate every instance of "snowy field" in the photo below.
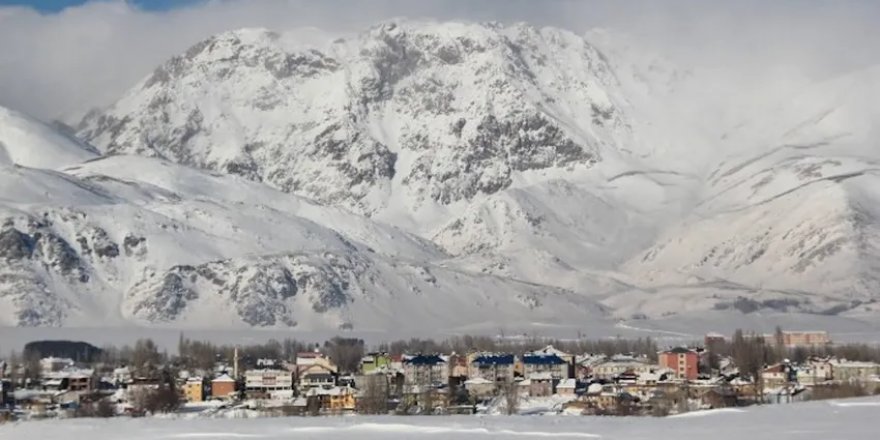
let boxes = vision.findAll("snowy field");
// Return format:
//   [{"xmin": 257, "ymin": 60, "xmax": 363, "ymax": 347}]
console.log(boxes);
[{"xmin": 2, "ymin": 397, "xmax": 878, "ymax": 440}]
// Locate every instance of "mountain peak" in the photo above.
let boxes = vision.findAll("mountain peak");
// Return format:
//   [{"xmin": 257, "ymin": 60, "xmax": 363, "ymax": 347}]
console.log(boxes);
[{"xmin": 78, "ymin": 20, "xmax": 631, "ymax": 216}]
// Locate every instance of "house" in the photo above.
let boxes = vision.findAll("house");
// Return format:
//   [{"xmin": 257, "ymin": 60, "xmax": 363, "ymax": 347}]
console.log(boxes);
[
  {"xmin": 296, "ymin": 351, "xmax": 337, "ymax": 375},
  {"xmin": 699, "ymin": 387, "xmax": 738, "ymax": 409},
  {"xmin": 528, "ymin": 346, "xmax": 575, "ymax": 377},
  {"xmin": 447, "ymin": 353, "xmax": 469, "ymax": 379},
  {"xmin": 658, "ymin": 348, "xmax": 699, "ymax": 381},
  {"xmin": 306, "ymin": 386, "xmax": 357, "ymax": 413},
  {"xmin": 182, "ymin": 377, "xmax": 205, "ymax": 403},
  {"xmin": 524, "ymin": 372, "xmax": 554, "ymax": 397},
  {"xmin": 830, "ymin": 359, "xmax": 880, "ymax": 382},
  {"xmin": 211, "ymin": 374, "xmax": 236, "ymax": 399},
  {"xmin": 468, "ymin": 353, "xmax": 516, "ymax": 383},
  {"xmin": 762, "ymin": 362, "xmax": 796, "ymax": 388},
  {"xmin": 245, "ymin": 369, "xmax": 294, "ymax": 399},
  {"xmin": 361, "ymin": 353, "xmax": 392, "ymax": 374},
  {"xmin": 112, "ymin": 367, "xmax": 133, "ymax": 387},
  {"xmin": 796, "ymin": 358, "xmax": 833, "ymax": 385},
  {"xmin": 43, "ymin": 369, "xmax": 94, "ymax": 392},
  {"xmin": 556, "ymin": 378, "xmax": 577, "ymax": 396},
  {"xmin": 463, "ymin": 377, "xmax": 495, "ymax": 399},
  {"xmin": 575, "ymin": 354, "xmax": 607, "ymax": 379},
  {"xmin": 592, "ymin": 357, "xmax": 657, "ymax": 380},
  {"xmin": 522, "ymin": 352, "xmax": 569, "ymax": 380},
  {"xmin": 403, "ymin": 355, "xmax": 448, "ymax": 388},
  {"xmin": 298, "ymin": 363, "xmax": 337, "ymax": 391},
  {"xmin": 40, "ymin": 357, "xmax": 74, "ymax": 373}
]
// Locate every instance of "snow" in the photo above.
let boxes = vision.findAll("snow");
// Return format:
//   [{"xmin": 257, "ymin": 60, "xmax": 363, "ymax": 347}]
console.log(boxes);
[
  {"xmin": 2, "ymin": 397, "xmax": 878, "ymax": 439},
  {"xmin": 4, "ymin": 19, "xmax": 880, "ymax": 332},
  {"xmin": 0, "ymin": 106, "xmax": 98, "ymax": 169}
]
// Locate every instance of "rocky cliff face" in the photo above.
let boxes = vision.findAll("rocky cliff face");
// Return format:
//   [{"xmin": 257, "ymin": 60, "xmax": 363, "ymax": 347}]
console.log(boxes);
[{"xmin": 77, "ymin": 21, "xmax": 629, "ymax": 215}]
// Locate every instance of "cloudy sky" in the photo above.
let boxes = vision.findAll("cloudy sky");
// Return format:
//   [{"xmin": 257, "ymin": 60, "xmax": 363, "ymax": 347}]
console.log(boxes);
[{"xmin": 1, "ymin": 0, "xmax": 878, "ymax": 122}]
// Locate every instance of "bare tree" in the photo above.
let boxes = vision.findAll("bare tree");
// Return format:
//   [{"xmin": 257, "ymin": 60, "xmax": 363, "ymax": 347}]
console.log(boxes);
[
  {"xmin": 500, "ymin": 381, "xmax": 519, "ymax": 415},
  {"xmin": 357, "ymin": 374, "xmax": 389, "ymax": 415},
  {"xmin": 132, "ymin": 339, "xmax": 161, "ymax": 378},
  {"xmin": 324, "ymin": 337, "xmax": 365, "ymax": 374}
]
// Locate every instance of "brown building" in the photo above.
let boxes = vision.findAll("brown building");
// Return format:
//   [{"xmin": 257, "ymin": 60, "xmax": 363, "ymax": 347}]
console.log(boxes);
[{"xmin": 211, "ymin": 374, "xmax": 236, "ymax": 399}]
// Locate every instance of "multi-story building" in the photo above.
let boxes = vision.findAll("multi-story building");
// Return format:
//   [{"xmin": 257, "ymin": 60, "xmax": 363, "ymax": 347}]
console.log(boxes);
[
  {"xmin": 244, "ymin": 369, "xmax": 294, "ymax": 399},
  {"xmin": 182, "ymin": 377, "xmax": 205, "ymax": 403},
  {"xmin": 781, "ymin": 331, "xmax": 830, "ymax": 348},
  {"xmin": 658, "ymin": 348, "xmax": 699, "ymax": 380},
  {"xmin": 522, "ymin": 353, "xmax": 570, "ymax": 380},
  {"xmin": 831, "ymin": 360, "xmax": 880, "ymax": 382},
  {"xmin": 468, "ymin": 353, "xmax": 516, "ymax": 383},
  {"xmin": 403, "ymin": 355, "xmax": 448, "ymax": 387}
]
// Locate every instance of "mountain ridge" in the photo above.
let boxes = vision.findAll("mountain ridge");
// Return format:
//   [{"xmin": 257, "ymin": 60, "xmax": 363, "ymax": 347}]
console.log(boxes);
[{"xmin": 2, "ymin": 20, "xmax": 879, "ymax": 330}]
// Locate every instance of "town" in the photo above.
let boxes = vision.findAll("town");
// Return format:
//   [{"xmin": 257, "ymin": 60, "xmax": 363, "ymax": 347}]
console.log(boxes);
[{"xmin": 1, "ymin": 329, "xmax": 879, "ymax": 422}]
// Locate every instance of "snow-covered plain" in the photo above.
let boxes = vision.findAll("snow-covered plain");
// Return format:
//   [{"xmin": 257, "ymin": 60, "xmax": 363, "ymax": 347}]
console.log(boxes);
[{"xmin": 2, "ymin": 397, "xmax": 878, "ymax": 439}]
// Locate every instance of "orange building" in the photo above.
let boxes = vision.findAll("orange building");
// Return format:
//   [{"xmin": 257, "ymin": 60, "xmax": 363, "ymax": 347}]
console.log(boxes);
[
  {"xmin": 659, "ymin": 347, "xmax": 698, "ymax": 380},
  {"xmin": 211, "ymin": 374, "xmax": 236, "ymax": 399}
]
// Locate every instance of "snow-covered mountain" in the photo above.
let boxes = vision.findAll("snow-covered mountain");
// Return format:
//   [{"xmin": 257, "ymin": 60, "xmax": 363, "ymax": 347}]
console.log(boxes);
[
  {"xmin": 3, "ymin": 20, "xmax": 880, "ymax": 330},
  {"xmin": 77, "ymin": 21, "xmax": 637, "ymax": 220},
  {"xmin": 1, "ymin": 107, "xmax": 609, "ymax": 329}
]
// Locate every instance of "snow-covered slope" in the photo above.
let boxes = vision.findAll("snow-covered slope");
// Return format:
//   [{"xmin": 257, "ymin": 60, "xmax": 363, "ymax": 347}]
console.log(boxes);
[
  {"xmin": 622, "ymin": 66, "xmax": 880, "ymax": 317},
  {"xmin": 0, "ymin": 106, "xmax": 98, "ymax": 169},
  {"xmin": 4, "ymin": 20, "xmax": 880, "ymax": 330},
  {"xmin": 0, "ymin": 108, "xmax": 609, "ymax": 329}
]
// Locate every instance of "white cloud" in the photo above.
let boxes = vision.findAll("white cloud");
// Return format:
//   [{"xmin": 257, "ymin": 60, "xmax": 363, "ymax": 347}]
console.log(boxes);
[{"xmin": 0, "ymin": 0, "xmax": 878, "ymax": 122}]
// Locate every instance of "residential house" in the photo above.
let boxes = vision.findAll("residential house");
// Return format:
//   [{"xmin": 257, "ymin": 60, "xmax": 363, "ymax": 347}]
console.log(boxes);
[
  {"xmin": 592, "ymin": 356, "xmax": 657, "ymax": 380},
  {"xmin": 403, "ymin": 355, "xmax": 448, "ymax": 388},
  {"xmin": 522, "ymin": 352, "xmax": 570, "ymax": 380},
  {"xmin": 796, "ymin": 358, "xmax": 833, "ymax": 386},
  {"xmin": 296, "ymin": 351, "xmax": 338, "ymax": 390},
  {"xmin": 111, "ymin": 366, "xmax": 133, "ymax": 387},
  {"xmin": 575, "ymin": 354, "xmax": 607, "ymax": 379},
  {"xmin": 43, "ymin": 369, "xmax": 94, "ymax": 392},
  {"xmin": 523, "ymin": 372, "xmax": 554, "ymax": 397},
  {"xmin": 463, "ymin": 377, "xmax": 495, "ymax": 399},
  {"xmin": 762, "ymin": 362, "xmax": 797, "ymax": 388},
  {"xmin": 529, "ymin": 346, "xmax": 575, "ymax": 377},
  {"xmin": 361, "ymin": 353, "xmax": 392, "ymax": 374},
  {"xmin": 298, "ymin": 363, "xmax": 337, "ymax": 391},
  {"xmin": 659, "ymin": 348, "xmax": 699, "ymax": 381},
  {"xmin": 830, "ymin": 359, "xmax": 880, "ymax": 382},
  {"xmin": 39, "ymin": 357, "xmax": 74, "ymax": 373},
  {"xmin": 306, "ymin": 386, "xmax": 357, "ymax": 413},
  {"xmin": 468, "ymin": 353, "xmax": 516, "ymax": 383},
  {"xmin": 211, "ymin": 374, "xmax": 236, "ymax": 399},
  {"xmin": 244, "ymin": 369, "xmax": 294, "ymax": 399},
  {"xmin": 556, "ymin": 378, "xmax": 577, "ymax": 396},
  {"xmin": 182, "ymin": 377, "xmax": 205, "ymax": 403},
  {"xmin": 447, "ymin": 353, "xmax": 469, "ymax": 379}
]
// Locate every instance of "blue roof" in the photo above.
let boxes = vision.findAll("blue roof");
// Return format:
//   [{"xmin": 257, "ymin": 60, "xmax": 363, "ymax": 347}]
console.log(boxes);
[
  {"xmin": 472, "ymin": 354, "xmax": 515, "ymax": 365},
  {"xmin": 523, "ymin": 354, "xmax": 566, "ymax": 365},
  {"xmin": 405, "ymin": 355, "xmax": 445, "ymax": 366}
]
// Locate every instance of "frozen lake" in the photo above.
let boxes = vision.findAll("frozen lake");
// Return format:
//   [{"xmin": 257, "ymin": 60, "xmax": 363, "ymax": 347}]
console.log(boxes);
[{"xmin": 2, "ymin": 397, "xmax": 877, "ymax": 440}]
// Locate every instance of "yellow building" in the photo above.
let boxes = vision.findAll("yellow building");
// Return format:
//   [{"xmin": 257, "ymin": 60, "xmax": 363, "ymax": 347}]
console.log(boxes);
[
  {"xmin": 183, "ymin": 377, "xmax": 205, "ymax": 403},
  {"xmin": 306, "ymin": 386, "xmax": 357, "ymax": 412}
]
